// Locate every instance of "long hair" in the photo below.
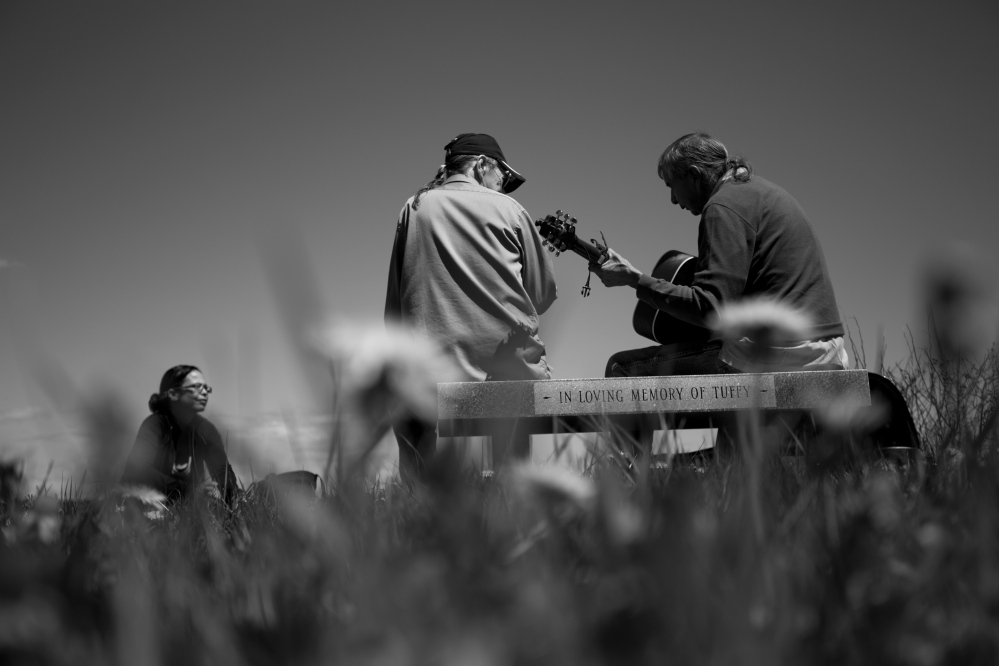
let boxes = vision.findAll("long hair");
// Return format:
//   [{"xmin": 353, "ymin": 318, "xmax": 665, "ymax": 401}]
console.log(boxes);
[
  {"xmin": 411, "ymin": 153, "xmax": 497, "ymax": 210},
  {"xmin": 148, "ymin": 364, "xmax": 200, "ymax": 414},
  {"xmin": 657, "ymin": 132, "xmax": 752, "ymax": 190}
]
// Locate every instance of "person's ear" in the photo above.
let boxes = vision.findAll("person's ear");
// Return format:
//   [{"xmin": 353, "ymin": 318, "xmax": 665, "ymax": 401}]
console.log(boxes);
[
  {"xmin": 472, "ymin": 156, "xmax": 487, "ymax": 183},
  {"xmin": 167, "ymin": 388, "xmax": 180, "ymax": 402}
]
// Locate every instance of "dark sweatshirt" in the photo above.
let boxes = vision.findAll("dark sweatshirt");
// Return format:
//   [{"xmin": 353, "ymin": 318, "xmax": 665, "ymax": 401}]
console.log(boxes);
[
  {"xmin": 635, "ymin": 175, "xmax": 844, "ymax": 341},
  {"xmin": 121, "ymin": 413, "xmax": 238, "ymax": 504}
]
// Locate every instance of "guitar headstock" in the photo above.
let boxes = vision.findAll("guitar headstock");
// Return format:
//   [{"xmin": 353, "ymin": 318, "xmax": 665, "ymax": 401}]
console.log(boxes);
[{"xmin": 535, "ymin": 210, "xmax": 579, "ymax": 256}]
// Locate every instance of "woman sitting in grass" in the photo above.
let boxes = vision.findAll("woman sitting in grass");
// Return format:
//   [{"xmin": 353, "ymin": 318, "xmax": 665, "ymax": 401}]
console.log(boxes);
[{"xmin": 121, "ymin": 365, "xmax": 239, "ymax": 505}]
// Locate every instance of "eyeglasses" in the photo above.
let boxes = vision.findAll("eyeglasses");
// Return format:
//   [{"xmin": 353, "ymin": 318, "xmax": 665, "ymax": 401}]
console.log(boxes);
[
  {"xmin": 497, "ymin": 164, "xmax": 514, "ymax": 192},
  {"xmin": 178, "ymin": 383, "xmax": 212, "ymax": 395},
  {"xmin": 479, "ymin": 155, "xmax": 513, "ymax": 192},
  {"xmin": 481, "ymin": 156, "xmax": 513, "ymax": 191}
]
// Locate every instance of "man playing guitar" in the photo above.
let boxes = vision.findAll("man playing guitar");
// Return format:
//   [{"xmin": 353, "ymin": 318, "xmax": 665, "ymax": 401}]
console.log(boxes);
[{"xmin": 589, "ymin": 132, "xmax": 847, "ymax": 377}]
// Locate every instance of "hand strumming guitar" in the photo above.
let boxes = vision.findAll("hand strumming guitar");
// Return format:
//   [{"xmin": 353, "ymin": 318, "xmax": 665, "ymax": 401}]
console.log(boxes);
[{"xmin": 588, "ymin": 248, "xmax": 644, "ymax": 288}]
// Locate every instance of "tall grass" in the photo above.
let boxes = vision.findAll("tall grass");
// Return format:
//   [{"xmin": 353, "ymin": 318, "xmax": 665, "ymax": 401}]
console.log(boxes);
[
  {"xmin": 3, "ymin": 331, "xmax": 999, "ymax": 665},
  {"xmin": 3, "ymin": 254, "xmax": 999, "ymax": 664}
]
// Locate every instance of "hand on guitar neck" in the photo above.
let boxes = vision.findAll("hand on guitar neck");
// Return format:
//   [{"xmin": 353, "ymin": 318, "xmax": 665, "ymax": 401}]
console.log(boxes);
[
  {"xmin": 588, "ymin": 248, "xmax": 643, "ymax": 288},
  {"xmin": 534, "ymin": 210, "xmax": 642, "ymax": 288}
]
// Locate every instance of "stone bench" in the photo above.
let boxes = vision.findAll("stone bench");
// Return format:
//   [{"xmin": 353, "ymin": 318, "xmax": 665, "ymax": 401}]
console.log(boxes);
[{"xmin": 436, "ymin": 370, "xmax": 919, "ymax": 465}]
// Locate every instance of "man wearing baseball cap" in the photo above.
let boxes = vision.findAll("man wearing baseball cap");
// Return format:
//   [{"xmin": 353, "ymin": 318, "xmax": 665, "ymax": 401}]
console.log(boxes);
[{"xmin": 385, "ymin": 133, "xmax": 557, "ymax": 480}]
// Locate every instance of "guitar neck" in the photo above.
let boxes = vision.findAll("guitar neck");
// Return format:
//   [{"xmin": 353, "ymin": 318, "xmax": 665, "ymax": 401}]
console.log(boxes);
[
  {"xmin": 568, "ymin": 236, "xmax": 607, "ymax": 264},
  {"xmin": 536, "ymin": 211, "xmax": 608, "ymax": 264}
]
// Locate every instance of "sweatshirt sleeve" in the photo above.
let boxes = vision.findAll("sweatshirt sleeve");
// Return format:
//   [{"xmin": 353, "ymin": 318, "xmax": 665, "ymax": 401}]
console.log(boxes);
[
  {"xmin": 517, "ymin": 209, "xmax": 558, "ymax": 315},
  {"xmin": 121, "ymin": 416, "xmax": 177, "ymax": 492},
  {"xmin": 634, "ymin": 203, "xmax": 755, "ymax": 328}
]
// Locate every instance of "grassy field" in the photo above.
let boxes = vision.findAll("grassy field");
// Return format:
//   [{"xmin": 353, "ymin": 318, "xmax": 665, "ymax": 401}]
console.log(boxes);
[
  {"xmin": 2, "ymin": 338, "xmax": 999, "ymax": 665},
  {"xmin": 3, "ymin": 265, "xmax": 999, "ymax": 663}
]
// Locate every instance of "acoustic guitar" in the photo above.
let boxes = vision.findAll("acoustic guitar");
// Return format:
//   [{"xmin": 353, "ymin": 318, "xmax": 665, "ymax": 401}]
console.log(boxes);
[
  {"xmin": 631, "ymin": 250, "xmax": 710, "ymax": 345},
  {"xmin": 535, "ymin": 211, "xmax": 709, "ymax": 344}
]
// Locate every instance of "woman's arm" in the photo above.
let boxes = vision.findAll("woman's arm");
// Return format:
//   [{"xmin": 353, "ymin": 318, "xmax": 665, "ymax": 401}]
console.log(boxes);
[
  {"xmin": 192, "ymin": 418, "xmax": 240, "ymax": 505},
  {"xmin": 121, "ymin": 416, "xmax": 181, "ymax": 495}
]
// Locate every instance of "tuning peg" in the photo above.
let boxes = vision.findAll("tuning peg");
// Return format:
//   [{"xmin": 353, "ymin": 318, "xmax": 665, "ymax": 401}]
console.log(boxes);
[
  {"xmin": 570, "ymin": 216, "xmax": 577, "ymax": 225},
  {"xmin": 548, "ymin": 245, "xmax": 555, "ymax": 252},
  {"xmin": 555, "ymin": 250, "xmax": 560, "ymax": 256}
]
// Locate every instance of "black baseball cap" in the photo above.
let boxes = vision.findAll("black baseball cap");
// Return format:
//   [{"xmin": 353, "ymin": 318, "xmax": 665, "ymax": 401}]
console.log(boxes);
[{"xmin": 444, "ymin": 133, "xmax": 526, "ymax": 193}]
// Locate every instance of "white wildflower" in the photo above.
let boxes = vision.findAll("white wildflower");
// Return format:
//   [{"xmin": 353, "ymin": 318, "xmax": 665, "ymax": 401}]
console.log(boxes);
[
  {"xmin": 504, "ymin": 463, "xmax": 597, "ymax": 511},
  {"xmin": 312, "ymin": 319, "xmax": 465, "ymax": 423},
  {"xmin": 708, "ymin": 297, "xmax": 812, "ymax": 346},
  {"xmin": 117, "ymin": 485, "xmax": 170, "ymax": 520},
  {"xmin": 603, "ymin": 496, "xmax": 644, "ymax": 547},
  {"xmin": 708, "ymin": 297, "xmax": 814, "ymax": 371},
  {"xmin": 815, "ymin": 394, "xmax": 887, "ymax": 434}
]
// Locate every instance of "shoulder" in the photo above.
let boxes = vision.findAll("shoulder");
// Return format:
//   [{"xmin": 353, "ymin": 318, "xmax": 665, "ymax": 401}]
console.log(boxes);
[
  {"xmin": 190, "ymin": 415, "xmax": 224, "ymax": 442},
  {"xmin": 704, "ymin": 176, "xmax": 793, "ymax": 219},
  {"xmin": 137, "ymin": 413, "xmax": 169, "ymax": 437},
  {"xmin": 711, "ymin": 175, "xmax": 769, "ymax": 202},
  {"xmin": 489, "ymin": 191, "xmax": 531, "ymax": 221},
  {"xmin": 435, "ymin": 181, "xmax": 532, "ymax": 220}
]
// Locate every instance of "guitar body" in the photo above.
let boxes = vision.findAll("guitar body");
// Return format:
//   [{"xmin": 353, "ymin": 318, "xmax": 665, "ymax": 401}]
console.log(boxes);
[{"xmin": 632, "ymin": 250, "xmax": 711, "ymax": 345}]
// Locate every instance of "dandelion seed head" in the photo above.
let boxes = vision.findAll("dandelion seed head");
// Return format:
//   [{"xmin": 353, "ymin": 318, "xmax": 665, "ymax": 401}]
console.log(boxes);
[
  {"xmin": 117, "ymin": 485, "xmax": 170, "ymax": 520},
  {"xmin": 312, "ymin": 319, "xmax": 464, "ymax": 422},
  {"xmin": 815, "ymin": 394, "xmax": 887, "ymax": 434},
  {"xmin": 603, "ymin": 496, "xmax": 644, "ymax": 547},
  {"xmin": 708, "ymin": 297, "xmax": 812, "ymax": 345},
  {"xmin": 505, "ymin": 463, "xmax": 596, "ymax": 510}
]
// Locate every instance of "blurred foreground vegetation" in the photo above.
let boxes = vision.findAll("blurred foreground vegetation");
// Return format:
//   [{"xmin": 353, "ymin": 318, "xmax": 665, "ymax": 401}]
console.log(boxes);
[{"xmin": 2, "ymin": 337, "xmax": 999, "ymax": 665}]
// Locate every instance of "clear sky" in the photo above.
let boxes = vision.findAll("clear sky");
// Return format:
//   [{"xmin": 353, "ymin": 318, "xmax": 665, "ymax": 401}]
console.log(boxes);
[{"xmin": 2, "ymin": 1, "xmax": 999, "ymax": 449}]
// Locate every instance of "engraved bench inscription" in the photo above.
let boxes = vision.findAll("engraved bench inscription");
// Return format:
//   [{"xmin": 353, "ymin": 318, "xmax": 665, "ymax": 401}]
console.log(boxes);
[
  {"xmin": 438, "ymin": 370, "xmax": 869, "ymax": 423},
  {"xmin": 533, "ymin": 375, "xmax": 777, "ymax": 416}
]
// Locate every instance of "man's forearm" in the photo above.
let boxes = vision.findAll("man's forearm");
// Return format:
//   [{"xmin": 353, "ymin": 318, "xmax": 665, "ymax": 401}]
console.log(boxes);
[{"xmin": 634, "ymin": 277, "xmax": 718, "ymax": 328}]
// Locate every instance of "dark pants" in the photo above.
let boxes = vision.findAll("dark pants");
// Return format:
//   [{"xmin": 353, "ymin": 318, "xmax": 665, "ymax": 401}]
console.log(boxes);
[
  {"xmin": 605, "ymin": 340, "xmax": 732, "ymax": 377},
  {"xmin": 604, "ymin": 340, "xmax": 740, "ymax": 457}
]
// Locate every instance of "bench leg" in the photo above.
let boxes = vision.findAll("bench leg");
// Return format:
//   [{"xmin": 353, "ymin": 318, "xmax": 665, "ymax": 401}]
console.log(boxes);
[
  {"xmin": 601, "ymin": 413, "xmax": 659, "ymax": 464},
  {"xmin": 489, "ymin": 417, "xmax": 552, "ymax": 468}
]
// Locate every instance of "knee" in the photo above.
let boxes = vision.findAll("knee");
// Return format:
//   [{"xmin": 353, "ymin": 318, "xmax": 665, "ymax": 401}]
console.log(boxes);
[{"xmin": 605, "ymin": 352, "xmax": 626, "ymax": 378}]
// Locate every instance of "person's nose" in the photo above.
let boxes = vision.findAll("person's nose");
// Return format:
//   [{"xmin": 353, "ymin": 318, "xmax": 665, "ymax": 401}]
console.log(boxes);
[{"xmin": 670, "ymin": 192, "xmax": 678, "ymax": 205}]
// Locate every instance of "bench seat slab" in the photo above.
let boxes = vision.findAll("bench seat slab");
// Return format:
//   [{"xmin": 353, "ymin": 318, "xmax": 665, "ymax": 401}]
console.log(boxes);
[{"xmin": 438, "ymin": 370, "xmax": 870, "ymax": 421}]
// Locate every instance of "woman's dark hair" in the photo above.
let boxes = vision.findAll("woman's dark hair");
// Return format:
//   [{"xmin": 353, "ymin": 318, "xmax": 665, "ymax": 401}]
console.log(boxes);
[
  {"xmin": 148, "ymin": 364, "xmax": 201, "ymax": 414},
  {"xmin": 657, "ymin": 132, "xmax": 752, "ymax": 189},
  {"xmin": 411, "ymin": 153, "xmax": 496, "ymax": 210}
]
